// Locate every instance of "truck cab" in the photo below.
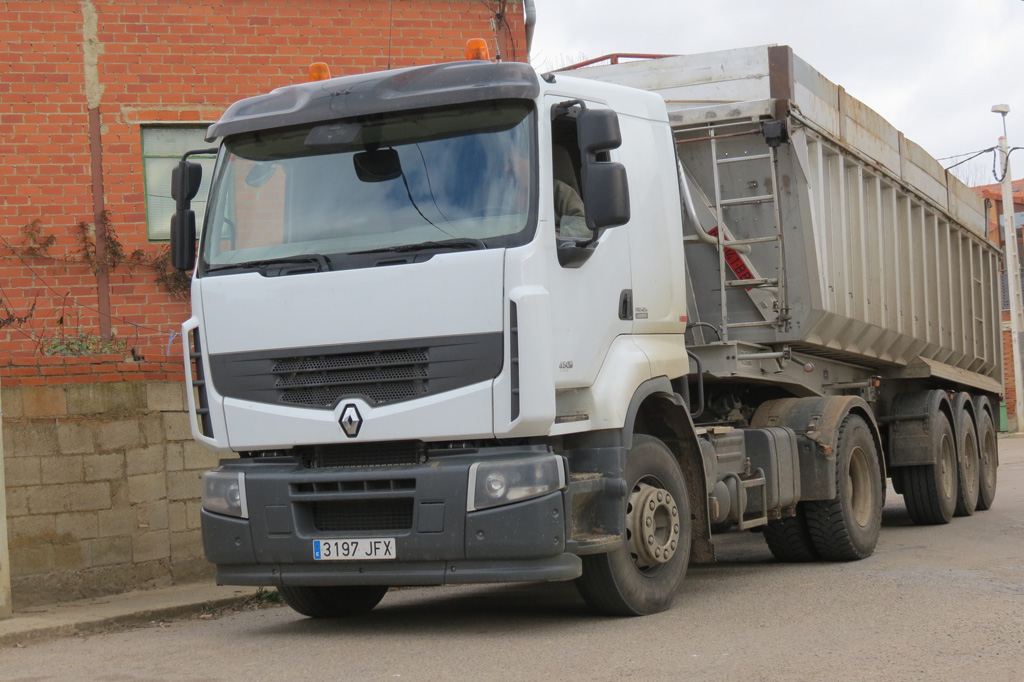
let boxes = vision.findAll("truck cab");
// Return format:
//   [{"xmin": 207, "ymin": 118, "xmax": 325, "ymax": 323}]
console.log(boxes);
[{"xmin": 175, "ymin": 59, "xmax": 697, "ymax": 616}]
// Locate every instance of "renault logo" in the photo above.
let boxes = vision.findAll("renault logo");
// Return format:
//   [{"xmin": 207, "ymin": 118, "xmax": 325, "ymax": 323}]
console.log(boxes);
[{"xmin": 339, "ymin": 404, "xmax": 362, "ymax": 437}]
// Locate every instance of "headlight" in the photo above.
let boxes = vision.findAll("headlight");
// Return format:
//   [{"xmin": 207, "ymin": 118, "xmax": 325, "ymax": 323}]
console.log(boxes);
[
  {"xmin": 467, "ymin": 455, "xmax": 566, "ymax": 511},
  {"xmin": 202, "ymin": 469, "xmax": 248, "ymax": 519}
]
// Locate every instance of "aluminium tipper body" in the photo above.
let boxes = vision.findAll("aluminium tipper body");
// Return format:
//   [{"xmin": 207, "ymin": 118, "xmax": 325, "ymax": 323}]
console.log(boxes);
[{"xmin": 576, "ymin": 45, "xmax": 1001, "ymax": 391}]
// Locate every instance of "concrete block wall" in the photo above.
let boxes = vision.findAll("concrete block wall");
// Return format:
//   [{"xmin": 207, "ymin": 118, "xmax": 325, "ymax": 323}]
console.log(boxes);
[
  {"xmin": 2, "ymin": 380, "xmax": 220, "ymax": 608},
  {"xmin": 0, "ymin": 416, "xmax": 11, "ymax": 619}
]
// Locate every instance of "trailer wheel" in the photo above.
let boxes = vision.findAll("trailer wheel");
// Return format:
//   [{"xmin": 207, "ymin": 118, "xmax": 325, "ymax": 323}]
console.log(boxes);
[
  {"xmin": 575, "ymin": 434, "xmax": 691, "ymax": 616},
  {"xmin": 975, "ymin": 408, "xmax": 998, "ymax": 511},
  {"xmin": 804, "ymin": 414, "xmax": 882, "ymax": 560},
  {"xmin": 953, "ymin": 407, "xmax": 980, "ymax": 517},
  {"xmin": 900, "ymin": 412, "xmax": 958, "ymax": 525},
  {"xmin": 762, "ymin": 508, "xmax": 819, "ymax": 562},
  {"xmin": 278, "ymin": 585, "xmax": 388, "ymax": 618}
]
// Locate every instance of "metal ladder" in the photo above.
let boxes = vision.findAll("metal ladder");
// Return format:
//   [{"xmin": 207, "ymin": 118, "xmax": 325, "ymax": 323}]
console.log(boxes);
[
  {"xmin": 679, "ymin": 123, "xmax": 790, "ymax": 340},
  {"xmin": 722, "ymin": 470, "xmax": 769, "ymax": 530}
]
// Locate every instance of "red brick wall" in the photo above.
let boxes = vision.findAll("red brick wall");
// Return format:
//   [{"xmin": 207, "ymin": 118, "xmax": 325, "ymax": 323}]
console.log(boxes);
[
  {"xmin": 5, "ymin": 354, "xmax": 182, "ymax": 386},
  {"xmin": 0, "ymin": 1, "xmax": 526, "ymax": 385}
]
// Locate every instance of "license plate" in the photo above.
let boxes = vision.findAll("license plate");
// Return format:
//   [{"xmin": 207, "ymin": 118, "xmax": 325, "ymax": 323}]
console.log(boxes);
[{"xmin": 313, "ymin": 538, "xmax": 396, "ymax": 561}]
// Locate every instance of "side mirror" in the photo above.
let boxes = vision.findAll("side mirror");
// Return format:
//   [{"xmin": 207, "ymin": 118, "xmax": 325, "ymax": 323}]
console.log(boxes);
[
  {"xmin": 171, "ymin": 160, "xmax": 203, "ymax": 203},
  {"xmin": 577, "ymin": 109, "xmax": 629, "ymax": 230},
  {"xmin": 582, "ymin": 162, "xmax": 630, "ymax": 229},
  {"xmin": 170, "ymin": 209, "xmax": 197, "ymax": 271},
  {"xmin": 577, "ymin": 108, "xmax": 622, "ymax": 155},
  {"xmin": 170, "ymin": 160, "xmax": 202, "ymax": 270}
]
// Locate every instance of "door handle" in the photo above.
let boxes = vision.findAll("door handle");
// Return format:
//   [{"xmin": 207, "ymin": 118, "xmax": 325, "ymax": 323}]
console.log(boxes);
[{"xmin": 619, "ymin": 289, "xmax": 633, "ymax": 320}]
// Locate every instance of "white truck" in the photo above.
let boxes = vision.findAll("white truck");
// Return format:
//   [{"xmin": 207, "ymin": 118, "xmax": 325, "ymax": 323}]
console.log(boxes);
[{"xmin": 171, "ymin": 45, "xmax": 1002, "ymax": 617}]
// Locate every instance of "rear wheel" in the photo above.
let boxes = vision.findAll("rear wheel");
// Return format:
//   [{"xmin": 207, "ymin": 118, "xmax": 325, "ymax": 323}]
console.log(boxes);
[
  {"xmin": 804, "ymin": 415, "xmax": 883, "ymax": 560},
  {"xmin": 953, "ymin": 407, "xmax": 979, "ymax": 517},
  {"xmin": 900, "ymin": 412, "xmax": 958, "ymax": 525},
  {"xmin": 278, "ymin": 585, "xmax": 388, "ymax": 618},
  {"xmin": 763, "ymin": 508, "xmax": 818, "ymax": 562},
  {"xmin": 575, "ymin": 434, "xmax": 691, "ymax": 616},
  {"xmin": 975, "ymin": 408, "xmax": 998, "ymax": 511}
]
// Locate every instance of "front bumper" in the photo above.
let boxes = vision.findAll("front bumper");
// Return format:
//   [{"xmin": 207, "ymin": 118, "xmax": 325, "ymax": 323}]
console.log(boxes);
[
  {"xmin": 212, "ymin": 552, "xmax": 582, "ymax": 586},
  {"xmin": 201, "ymin": 445, "xmax": 584, "ymax": 586}
]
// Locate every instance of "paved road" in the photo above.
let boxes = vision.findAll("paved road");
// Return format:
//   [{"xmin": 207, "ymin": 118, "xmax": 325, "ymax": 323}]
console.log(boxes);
[{"xmin": 4, "ymin": 440, "xmax": 1023, "ymax": 682}]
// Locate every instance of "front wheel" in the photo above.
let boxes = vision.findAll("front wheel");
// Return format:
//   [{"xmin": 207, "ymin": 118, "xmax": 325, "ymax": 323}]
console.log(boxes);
[
  {"xmin": 575, "ymin": 435, "xmax": 691, "ymax": 616},
  {"xmin": 278, "ymin": 585, "xmax": 388, "ymax": 618}
]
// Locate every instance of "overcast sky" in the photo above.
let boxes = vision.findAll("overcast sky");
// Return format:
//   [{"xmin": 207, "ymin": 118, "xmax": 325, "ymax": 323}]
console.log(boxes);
[{"xmin": 529, "ymin": 0, "xmax": 1024, "ymax": 185}]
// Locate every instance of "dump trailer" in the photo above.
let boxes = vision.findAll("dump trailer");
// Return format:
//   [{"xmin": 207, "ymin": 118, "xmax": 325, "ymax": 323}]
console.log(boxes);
[{"xmin": 170, "ymin": 44, "xmax": 1001, "ymax": 618}]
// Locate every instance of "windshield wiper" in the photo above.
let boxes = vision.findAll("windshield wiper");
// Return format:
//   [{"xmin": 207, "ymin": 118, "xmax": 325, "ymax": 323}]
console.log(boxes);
[
  {"xmin": 350, "ymin": 238, "xmax": 486, "ymax": 256},
  {"xmin": 205, "ymin": 253, "xmax": 331, "ymax": 274}
]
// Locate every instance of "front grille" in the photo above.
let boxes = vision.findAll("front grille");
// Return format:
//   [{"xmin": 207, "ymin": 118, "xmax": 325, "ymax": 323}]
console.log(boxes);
[
  {"xmin": 275, "ymin": 351, "xmax": 429, "ymax": 374},
  {"xmin": 276, "ymin": 350, "xmax": 430, "ymax": 408},
  {"xmin": 292, "ymin": 478, "xmax": 416, "ymax": 494},
  {"xmin": 299, "ymin": 441, "xmax": 424, "ymax": 469},
  {"xmin": 277, "ymin": 350, "xmax": 429, "ymax": 407},
  {"xmin": 208, "ymin": 333, "xmax": 503, "ymax": 410},
  {"xmin": 311, "ymin": 499, "xmax": 414, "ymax": 532}
]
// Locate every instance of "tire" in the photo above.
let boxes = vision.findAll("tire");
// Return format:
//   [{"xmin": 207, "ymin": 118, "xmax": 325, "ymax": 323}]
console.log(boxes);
[
  {"xmin": 575, "ymin": 434, "xmax": 691, "ymax": 616},
  {"xmin": 803, "ymin": 414, "xmax": 883, "ymax": 561},
  {"xmin": 890, "ymin": 467, "xmax": 904, "ymax": 495},
  {"xmin": 975, "ymin": 408, "xmax": 998, "ymax": 511},
  {"xmin": 278, "ymin": 585, "xmax": 388, "ymax": 618},
  {"xmin": 953, "ymin": 407, "xmax": 980, "ymax": 517},
  {"xmin": 763, "ymin": 508, "xmax": 819, "ymax": 562},
  {"xmin": 900, "ymin": 412, "xmax": 958, "ymax": 525}
]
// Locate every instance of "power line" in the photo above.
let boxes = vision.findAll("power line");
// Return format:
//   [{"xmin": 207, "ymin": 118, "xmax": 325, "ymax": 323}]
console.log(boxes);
[
  {"xmin": 994, "ymin": 146, "xmax": 1024, "ymax": 183},
  {"xmin": 940, "ymin": 146, "xmax": 1024, "ymax": 184},
  {"xmin": 943, "ymin": 147, "xmax": 994, "ymax": 170},
  {"xmin": 938, "ymin": 147, "xmax": 994, "ymax": 163}
]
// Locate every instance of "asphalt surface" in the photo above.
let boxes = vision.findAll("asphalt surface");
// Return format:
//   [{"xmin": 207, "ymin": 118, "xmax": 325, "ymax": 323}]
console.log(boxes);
[
  {"xmin": 0, "ymin": 584, "xmax": 259, "ymax": 649},
  {"xmin": 2, "ymin": 438, "xmax": 1022, "ymax": 682}
]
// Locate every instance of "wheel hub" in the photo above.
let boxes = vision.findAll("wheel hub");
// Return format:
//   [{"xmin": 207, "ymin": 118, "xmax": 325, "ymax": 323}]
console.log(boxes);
[
  {"xmin": 848, "ymin": 445, "xmax": 872, "ymax": 527},
  {"xmin": 627, "ymin": 482, "xmax": 681, "ymax": 568},
  {"xmin": 939, "ymin": 434, "xmax": 955, "ymax": 499},
  {"xmin": 963, "ymin": 435, "xmax": 978, "ymax": 494},
  {"xmin": 981, "ymin": 432, "xmax": 996, "ymax": 488}
]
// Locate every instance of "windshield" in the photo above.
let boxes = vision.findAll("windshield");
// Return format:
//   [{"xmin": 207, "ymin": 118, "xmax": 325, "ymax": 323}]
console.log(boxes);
[{"xmin": 199, "ymin": 100, "xmax": 536, "ymax": 271}]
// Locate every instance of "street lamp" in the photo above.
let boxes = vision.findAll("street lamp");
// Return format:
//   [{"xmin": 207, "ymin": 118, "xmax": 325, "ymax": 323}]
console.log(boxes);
[{"xmin": 993, "ymin": 104, "xmax": 1024, "ymax": 430}]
